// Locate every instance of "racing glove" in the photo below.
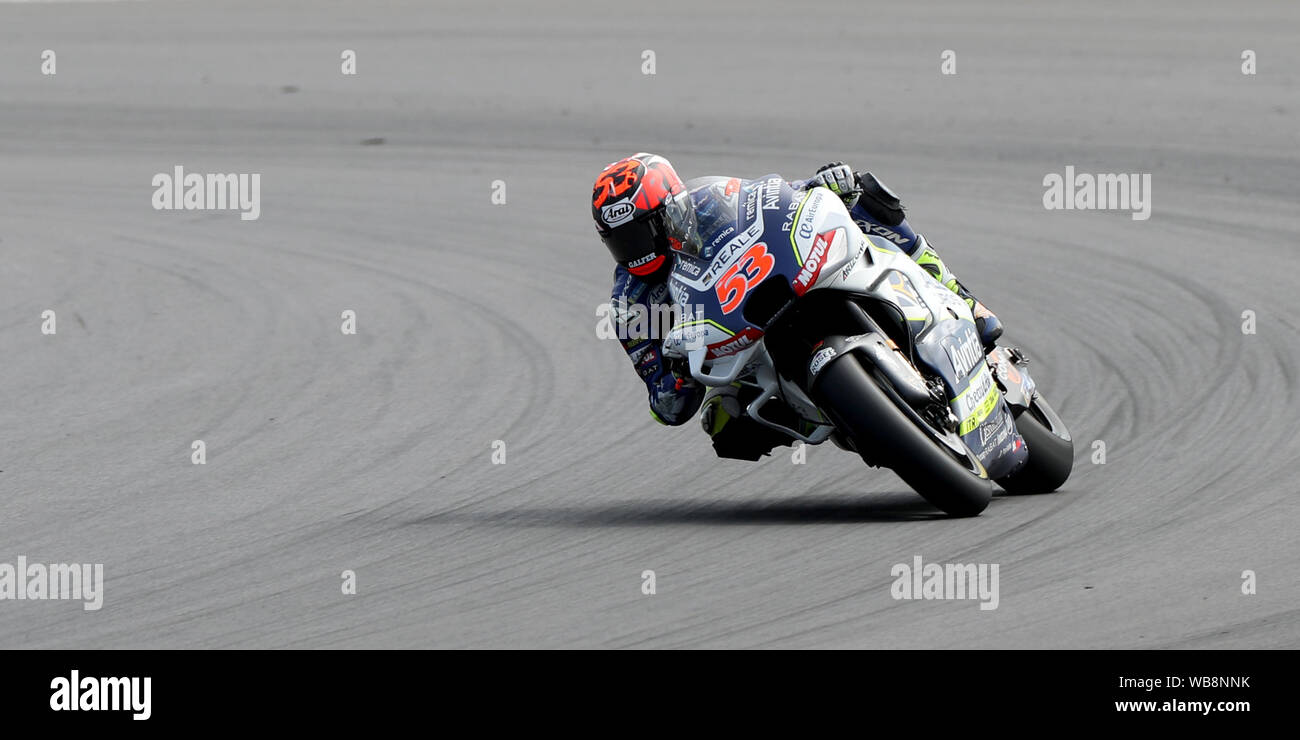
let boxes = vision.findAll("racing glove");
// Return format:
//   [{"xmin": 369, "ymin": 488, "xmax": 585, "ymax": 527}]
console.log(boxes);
[
  {"xmin": 808, "ymin": 162, "xmax": 862, "ymax": 206},
  {"xmin": 648, "ymin": 362, "xmax": 704, "ymax": 426}
]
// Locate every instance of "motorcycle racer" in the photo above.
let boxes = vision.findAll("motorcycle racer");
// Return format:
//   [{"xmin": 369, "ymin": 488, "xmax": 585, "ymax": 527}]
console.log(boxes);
[{"xmin": 592, "ymin": 153, "xmax": 1003, "ymax": 460}]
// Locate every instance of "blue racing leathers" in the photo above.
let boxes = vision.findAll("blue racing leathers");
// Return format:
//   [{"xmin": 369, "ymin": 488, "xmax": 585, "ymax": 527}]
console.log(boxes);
[{"xmin": 609, "ymin": 268, "xmax": 705, "ymax": 425}]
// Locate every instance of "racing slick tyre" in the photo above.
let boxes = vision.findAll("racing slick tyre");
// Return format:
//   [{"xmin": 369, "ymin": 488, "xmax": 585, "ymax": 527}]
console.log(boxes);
[
  {"xmin": 996, "ymin": 395, "xmax": 1074, "ymax": 494},
  {"xmin": 815, "ymin": 354, "xmax": 992, "ymax": 517}
]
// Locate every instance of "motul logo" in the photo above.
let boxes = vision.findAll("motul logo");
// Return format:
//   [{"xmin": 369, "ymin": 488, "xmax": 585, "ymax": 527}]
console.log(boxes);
[
  {"xmin": 795, "ymin": 229, "xmax": 837, "ymax": 292},
  {"xmin": 706, "ymin": 328, "xmax": 763, "ymax": 359},
  {"xmin": 710, "ymin": 334, "xmax": 755, "ymax": 357}
]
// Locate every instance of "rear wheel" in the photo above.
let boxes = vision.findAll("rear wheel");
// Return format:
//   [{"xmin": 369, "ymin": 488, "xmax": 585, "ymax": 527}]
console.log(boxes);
[
  {"xmin": 815, "ymin": 355, "xmax": 992, "ymax": 517},
  {"xmin": 996, "ymin": 395, "xmax": 1073, "ymax": 494}
]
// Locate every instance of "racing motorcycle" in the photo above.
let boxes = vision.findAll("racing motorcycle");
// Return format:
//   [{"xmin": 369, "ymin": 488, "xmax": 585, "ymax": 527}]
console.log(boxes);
[{"xmin": 660, "ymin": 176, "xmax": 1073, "ymax": 516}]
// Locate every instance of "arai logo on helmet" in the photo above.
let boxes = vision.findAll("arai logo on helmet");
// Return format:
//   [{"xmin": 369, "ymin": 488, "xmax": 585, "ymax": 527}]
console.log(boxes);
[{"xmin": 601, "ymin": 201, "xmax": 636, "ymax": 227}]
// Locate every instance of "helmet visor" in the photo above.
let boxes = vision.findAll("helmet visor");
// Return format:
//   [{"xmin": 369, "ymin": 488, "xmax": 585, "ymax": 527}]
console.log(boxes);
[{"xmin": 661, "ymin": 191, "xmax": 703, "ymax": 257}]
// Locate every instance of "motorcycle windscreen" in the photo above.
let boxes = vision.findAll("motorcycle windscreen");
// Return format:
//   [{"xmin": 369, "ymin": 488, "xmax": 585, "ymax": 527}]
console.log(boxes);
[{"xmin": 663, "ymin": 181, "xmax": 740, "ymax": 260}]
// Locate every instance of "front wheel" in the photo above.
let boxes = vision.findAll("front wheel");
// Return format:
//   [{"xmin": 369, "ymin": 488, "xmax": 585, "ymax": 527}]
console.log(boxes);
[
  {"xmin": 815, "ymin": 355, "xmax": 992, "ymax": 517},
  {"xmin": 996, "ymin": 394, "xmax": 1074, "ymax": 494}
]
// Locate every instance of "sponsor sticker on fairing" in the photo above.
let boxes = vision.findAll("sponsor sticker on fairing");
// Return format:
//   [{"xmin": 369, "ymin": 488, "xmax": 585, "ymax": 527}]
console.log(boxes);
[
  {"xmin": 695, "ymin": 221, "xmax": 764, "ymax": 290},
  {"xmin": 977, "ymin": 406, "xmax": 1011, "ymax": 447},
  {"xmin": 792, "ymin": 189, "xmax": 824, "ymax": 243},
  {"xmin": 954, "ymin": 365, "xmax": 995, "ymax": 421},
  {"xmin": 809, "ymin": 346, "xmax": 837, "ymax": 376},
  {"xmin": 760, "ymin": 176, "xmax": 783, "ymax": 210},
  {"xmin": 855, "ymin": 220, "xmax": 912, "ymax": 247},
  {"xmin": 840, "ymin": 234, "xmax": 867, "ymax": 280},
  {"xmin": 793, "ymin": 228, "xmax": 840, "ymax": 294},
  {"xmin": 708, "ymin": 225, "xmax": 736, "ymax": 251},
  {"xmin": 944, "ymin": 326, "xmax": 984, "ymax": 379},
  {"xmin": 707, "ymin": 327, "xmax": 763, "ymax": 359}
]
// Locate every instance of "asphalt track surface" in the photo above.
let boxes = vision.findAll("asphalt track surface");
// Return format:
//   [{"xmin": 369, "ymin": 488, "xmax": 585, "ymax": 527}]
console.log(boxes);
[{"xmin": 1, "ymin": 0, "xmax": 1297, "ymax": 649}]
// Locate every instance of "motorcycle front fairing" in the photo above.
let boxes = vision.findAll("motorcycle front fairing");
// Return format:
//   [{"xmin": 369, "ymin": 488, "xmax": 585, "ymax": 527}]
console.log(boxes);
[
  {"xmin": 662, "ymin": 177, "xmax": 858, "ymax": 364},
  {"xmin": 660, "ymin": 176, "xmax": 841, "ymax": 441}
]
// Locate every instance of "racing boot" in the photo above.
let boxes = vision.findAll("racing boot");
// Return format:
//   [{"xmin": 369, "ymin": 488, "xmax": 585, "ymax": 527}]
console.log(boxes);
[
  {"xmin": 700, "ymin": 383, "xmax": 746, "ymax": 440},
  {"xmin": 700, "ymin": 383, "xmax": 800, "ymax": 461},
  {"xmin": 912, "ymin": 236, "xmax": 1003, "ymax": 350}
]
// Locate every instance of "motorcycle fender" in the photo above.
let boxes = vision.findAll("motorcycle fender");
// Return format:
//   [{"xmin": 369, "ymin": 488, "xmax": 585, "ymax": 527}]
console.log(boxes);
[{"xmin": 807, "ymin": 332, "xmax": 930, "ymax": 406}]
